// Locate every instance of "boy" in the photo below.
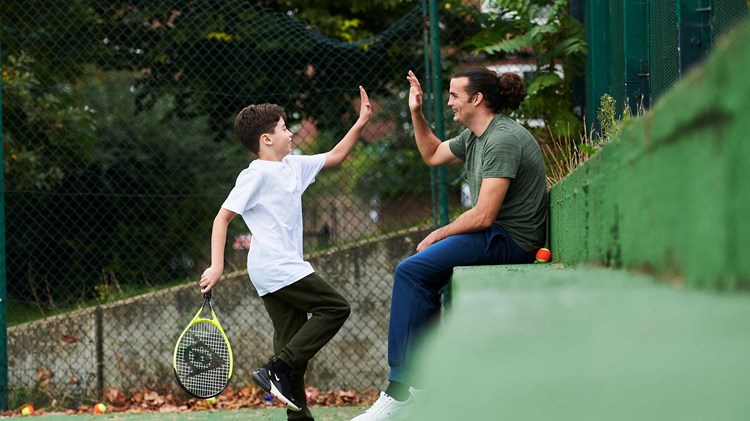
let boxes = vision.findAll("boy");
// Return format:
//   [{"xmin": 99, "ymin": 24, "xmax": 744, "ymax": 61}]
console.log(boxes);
[{"xmin": 199, "ymin": 86, "xmax": 371, "ymax": 420}]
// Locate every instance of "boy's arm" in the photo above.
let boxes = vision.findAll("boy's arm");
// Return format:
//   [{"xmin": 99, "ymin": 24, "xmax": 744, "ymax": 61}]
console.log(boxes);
[
  {"xmin": 324, "ymin": 86, "xmax": 372, "ymax": 169},
  {"xmin": 199, "ymin": 207, "xmax": 237, "ymax": 293}
]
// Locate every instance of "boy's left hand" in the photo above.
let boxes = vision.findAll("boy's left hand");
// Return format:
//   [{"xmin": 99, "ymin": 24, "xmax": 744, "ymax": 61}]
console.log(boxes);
[{"xmin": 358, "ymin": 86, "xmax": 372, "ymax": 123}]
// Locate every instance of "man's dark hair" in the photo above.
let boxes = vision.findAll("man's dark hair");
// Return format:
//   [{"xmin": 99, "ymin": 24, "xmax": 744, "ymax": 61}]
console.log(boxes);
[
  {"xmin": 453, "ymin": 66, "xmax": 528, "ymax": 113},
  {"xmin": 234, "ymin": 104, "xmax": 287, "ymax": 154}
]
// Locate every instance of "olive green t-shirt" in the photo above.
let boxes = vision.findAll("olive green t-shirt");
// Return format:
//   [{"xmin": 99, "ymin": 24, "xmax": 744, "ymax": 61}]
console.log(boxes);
[{"xmin": 448, "ymin": 113, "xmax": 548, "ymax": 253}]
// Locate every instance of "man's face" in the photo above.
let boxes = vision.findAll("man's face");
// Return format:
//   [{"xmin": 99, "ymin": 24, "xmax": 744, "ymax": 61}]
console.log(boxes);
[
  {"xmin": 268, "ymin": 117, "xmax": 293, "ymax": 155},
  {"xmin": 448, "ymin": 77, "xmax": 473, "ymax": 126}
]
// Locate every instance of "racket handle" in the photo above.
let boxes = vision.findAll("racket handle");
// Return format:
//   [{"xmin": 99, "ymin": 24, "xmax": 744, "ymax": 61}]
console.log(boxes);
[{"xmin": 204, "ymin": 291, "xmax": 212, "ymax": 300}]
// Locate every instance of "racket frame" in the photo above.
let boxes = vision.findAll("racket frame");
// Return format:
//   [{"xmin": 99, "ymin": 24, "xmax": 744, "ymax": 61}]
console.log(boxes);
[{"xmin": 172, "ymin": 292, "xmax": 233, "ymax": 398}]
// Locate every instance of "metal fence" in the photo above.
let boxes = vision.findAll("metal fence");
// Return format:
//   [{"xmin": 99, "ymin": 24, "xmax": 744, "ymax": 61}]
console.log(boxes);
[
  {"xmin": 5, "ymin": 0, "xmax": 748, "ymax": 411},
  {"xmin": 3, "ymin": 1, "xmax": 429, "ymax": 319},
  {"xmin": 584, "ymin": 0, "xmax": 748, "ymax": 121},
  {"xmin": 0, "ymin": 0, "xmax": 489, "ymax": 410}
]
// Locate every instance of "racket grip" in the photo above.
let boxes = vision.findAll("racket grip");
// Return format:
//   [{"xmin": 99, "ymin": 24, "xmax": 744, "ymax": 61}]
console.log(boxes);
[{"xmin": 204, "ymin": 291, "xmax": 212, "ymax": 300}]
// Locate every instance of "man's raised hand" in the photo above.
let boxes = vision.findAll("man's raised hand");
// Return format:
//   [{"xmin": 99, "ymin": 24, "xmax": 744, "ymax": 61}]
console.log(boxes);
[{"xmin": 407, "ymin": 70, "xmax": 423, "ymax": 112}]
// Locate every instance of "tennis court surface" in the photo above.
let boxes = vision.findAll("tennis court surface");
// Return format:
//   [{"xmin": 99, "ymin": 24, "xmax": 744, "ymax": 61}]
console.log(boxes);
[{"xmin": 5, "ymin": 407, "xmax": 365, "ymax": 420}]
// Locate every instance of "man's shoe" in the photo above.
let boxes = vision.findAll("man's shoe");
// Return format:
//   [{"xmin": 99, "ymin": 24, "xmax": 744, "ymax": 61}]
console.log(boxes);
[
  {"xmin": 350, "ymin": 391, "xmax": 413, "ymax": 420},
  {"xmin": 251, "ymin": 362, "xmax": 301, "ymax": 411}
]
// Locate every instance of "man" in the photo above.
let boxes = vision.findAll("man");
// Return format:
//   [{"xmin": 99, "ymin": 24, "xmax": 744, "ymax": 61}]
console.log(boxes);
[{"xmin": 352, "ymin": 67, "xmax": 548, "ymax": 420}]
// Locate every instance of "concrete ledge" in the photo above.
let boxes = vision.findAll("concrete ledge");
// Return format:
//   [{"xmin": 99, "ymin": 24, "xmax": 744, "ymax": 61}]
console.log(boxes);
[{"xmin": 412, "ymin": 265, "xmax": 750, "ymax": 420}]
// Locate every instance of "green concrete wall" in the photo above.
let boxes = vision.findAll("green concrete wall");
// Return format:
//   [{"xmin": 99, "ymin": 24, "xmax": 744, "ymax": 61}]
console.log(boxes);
[
  {"xmin": 550, "ymin": 21, "xmax": 750, "ymax": 290},
  {"xmin": 413, "ymin": 265, "xmax": 750, "ymax": 420}
]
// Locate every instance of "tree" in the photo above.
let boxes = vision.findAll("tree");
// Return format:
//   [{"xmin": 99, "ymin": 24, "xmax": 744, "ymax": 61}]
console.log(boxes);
[
  {"xmin": 258, "ymin": 0, "xmax": 415, "ymax": 41},
  {"xmin": 2, "ymin": 54, "xmax": 96, "ymax": 192},
  {"xmin": 1, "ymin": 1, "xmax": 98, "ymax": 191},
  {"xmin": 82, "ymin": 1, "xmax": 424, "ymax": 143},
  {"xmin": 460, "ymin": 0, "xmax": 587, "ymax": 137}
]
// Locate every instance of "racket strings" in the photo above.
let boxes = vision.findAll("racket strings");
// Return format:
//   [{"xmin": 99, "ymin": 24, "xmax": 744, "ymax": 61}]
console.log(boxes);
[{"xmin": 175, "ymin": 321, "xmax": 231, "ymax": 397}]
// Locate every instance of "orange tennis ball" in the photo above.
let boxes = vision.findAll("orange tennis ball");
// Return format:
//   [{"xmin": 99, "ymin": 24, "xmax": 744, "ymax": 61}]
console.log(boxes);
[
  {"xmin": 535, "ymin": 247, "xmax": 551, "ymax": 263},
  {"xmin": 94, "ymin": 402, "xmax": 107, "ymax": 414},
  {"xmin": 20, "ymin": 404, "xmax": 34, "ymax": 416}
]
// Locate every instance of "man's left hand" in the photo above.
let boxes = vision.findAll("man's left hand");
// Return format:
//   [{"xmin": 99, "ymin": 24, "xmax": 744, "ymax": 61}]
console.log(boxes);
[{"xmin": 417, "ymin": 228, "xmax": 444, "ymax": 252}]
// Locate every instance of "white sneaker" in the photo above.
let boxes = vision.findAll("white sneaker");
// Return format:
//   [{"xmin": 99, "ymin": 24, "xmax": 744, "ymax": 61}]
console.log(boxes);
[{"xmin": 351, "ymin": 391, "xmax": 413, "ymax": 420}]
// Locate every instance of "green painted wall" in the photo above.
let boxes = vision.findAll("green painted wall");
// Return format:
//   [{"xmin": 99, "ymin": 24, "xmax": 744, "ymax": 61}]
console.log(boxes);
[
  {"xmin": 414, "ymin": 265, "xmax": 750, "ymax": 420},
  {"xmin": 550, "ymin": 20, "xmax": 750, "ymax": 289}
]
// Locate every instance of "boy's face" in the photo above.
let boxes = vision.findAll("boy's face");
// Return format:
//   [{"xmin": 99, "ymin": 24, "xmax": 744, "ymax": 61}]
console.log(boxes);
[{"xmin": 267, "ymin": 117, "xmax": 293, "ymax": 156}]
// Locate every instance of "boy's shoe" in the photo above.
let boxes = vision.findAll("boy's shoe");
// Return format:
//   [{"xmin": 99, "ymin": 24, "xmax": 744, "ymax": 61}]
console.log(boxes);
[
  {"xmin": 350, "ymin": 391, "xmax": 413, "ymax": 420},
  {"xmin": 251, "ymin": 361, "xmax": 301, "ymax": 411}
]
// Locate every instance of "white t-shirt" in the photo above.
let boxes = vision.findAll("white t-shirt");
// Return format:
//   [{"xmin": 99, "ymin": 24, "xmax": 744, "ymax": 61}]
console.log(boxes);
[{"xmin": 222, "ymin": 154, "xmax": 326, "ymax": 296}]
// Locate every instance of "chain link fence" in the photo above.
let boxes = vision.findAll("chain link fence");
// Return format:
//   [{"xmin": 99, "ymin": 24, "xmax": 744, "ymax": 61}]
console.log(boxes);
[
  {"xmin": 8, "ymin": 0, "xmax": 746, "ymax": 411},
  {"xmin": 1, "ymin": 0, "xmax": 500, "ymax": 409},
  {"xmin": 585, "ymin": 0, "xmax": 748, "ymax": 118}
]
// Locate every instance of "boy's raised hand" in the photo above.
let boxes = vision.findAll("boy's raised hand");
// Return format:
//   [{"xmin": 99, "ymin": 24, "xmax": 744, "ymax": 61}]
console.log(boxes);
[
  {"xmin": 407, "ymin": 70, "xmax": 423, "ymax": 112},
  {"xmin": 358, "ymin": 85, "xmax": 372, "ymax": 124},
  {"xmin": 322, "ymin": 85, "xmax": 373, "ymax": 169}
]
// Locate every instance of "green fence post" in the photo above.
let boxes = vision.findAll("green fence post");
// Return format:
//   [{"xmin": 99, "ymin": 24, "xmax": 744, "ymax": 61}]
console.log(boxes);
[
  {"xmin": 677, "ymin": 0, "xmax": 712, "ymax": 76},
  {"xmin": 427, "ymin": 0, "xmax": 451, "ymax": 307},
  {"xmin": 570, "ymin": 0, "xmax": 586, "ymax": 119},
  {"xmin": 586, "ymin": 0, "xmax": 613, "ymax": 132},
  {"xmin": 421, "ymin": 0, "xmax": 439, "ymax": 226},
  {"xmin": 623, "ymin": 0, "xmax": 651, "ymax": 114},
  {"xmin": 0, "ymin": 59, "xmax": 9, "ymax": 410},
  {"xmin": 428, "ymin": 0, "xmax": 449, "ymax": 227}
]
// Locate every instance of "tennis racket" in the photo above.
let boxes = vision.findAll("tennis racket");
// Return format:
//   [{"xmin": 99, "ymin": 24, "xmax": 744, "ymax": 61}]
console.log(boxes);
[{"xmin": 172, "ymin": 291, "xmax": 233, "ymax": 398}]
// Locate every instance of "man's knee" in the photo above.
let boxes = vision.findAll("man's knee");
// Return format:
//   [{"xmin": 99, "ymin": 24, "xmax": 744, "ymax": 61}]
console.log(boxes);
[{"xmin": 394, "ymin": 258, "xmax": 417, "ymax": 282}]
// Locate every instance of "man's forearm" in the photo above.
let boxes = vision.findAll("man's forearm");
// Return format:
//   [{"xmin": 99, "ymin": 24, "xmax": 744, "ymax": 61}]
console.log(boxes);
[
  {"xmin": 410, "ymin": 108, "xmax": 442, "ymax": 162},
  {"xmin": 437, "ymin": 208, "xmax": 493, "ymax": 240}
]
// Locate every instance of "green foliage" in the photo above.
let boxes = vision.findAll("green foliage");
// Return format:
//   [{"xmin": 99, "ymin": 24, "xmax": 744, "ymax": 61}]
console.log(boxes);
[
  {"xmin": 597, "ymin": 93, "xmax": 619, "ymax": 141},
  {"xmin": 594, "ymin": 92, "xmax": 640, "ymax": 145},
  {"xmin": 2, "ymin": 54, "xmax": 96, "ymax": 191},
  {"xmin": 0, "ymin": 0, "xmax": 95, "ymax": 85},
  {"xmin": 544, "ymin": 91, "xmax": 651, "ymax": 187},
  {"xmin": 572, "ymin": 93, "xmax": 634, "ymax": 159},
  {"xmin": 5, "ymin": 70, "xmax": 249, "ymax": 306},
  {"xmin": 462, "ymin": 0, "xmax": 587, "ymax": 138},
  {"xmin": 349, "ymin": 142, "xmax": 432, "ymax": 200},
  {"xmin": 2, "ymin": 1, "xmax": 98, "ymax": 192},
  {"xmin": 259, "ymin": 0, "xmax": 414, "ymax": 41},
  {"xmin": 77, "ymin": 70, "xmax": 248, "ymax": 285},
  {"xmin": 0, "ymin": 0, "xmax": 470, "ymax": 312},
  {"xmin": 80, "ymin": 1, "xmax": 424, "ymax": 143}
]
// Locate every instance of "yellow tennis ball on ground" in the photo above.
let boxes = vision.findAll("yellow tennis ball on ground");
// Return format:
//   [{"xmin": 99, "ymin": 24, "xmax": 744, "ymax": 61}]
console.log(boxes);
[
  {"xmin": 206, "ymin": 396, "xmax": 217, "ymax": 404},
  {"xmin": 20, "ymin": 404, "xmax": 34, "ymax": 416},
  {"xmin": 93, "ymin": 402, "xmax": 107, "ymax": 414}
]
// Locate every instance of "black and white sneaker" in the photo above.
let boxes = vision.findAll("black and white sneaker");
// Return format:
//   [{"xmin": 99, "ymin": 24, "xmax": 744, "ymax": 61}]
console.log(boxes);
[{"xmin": 251, "ymin": 361, "xmax": 301, "ymax": 411}]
